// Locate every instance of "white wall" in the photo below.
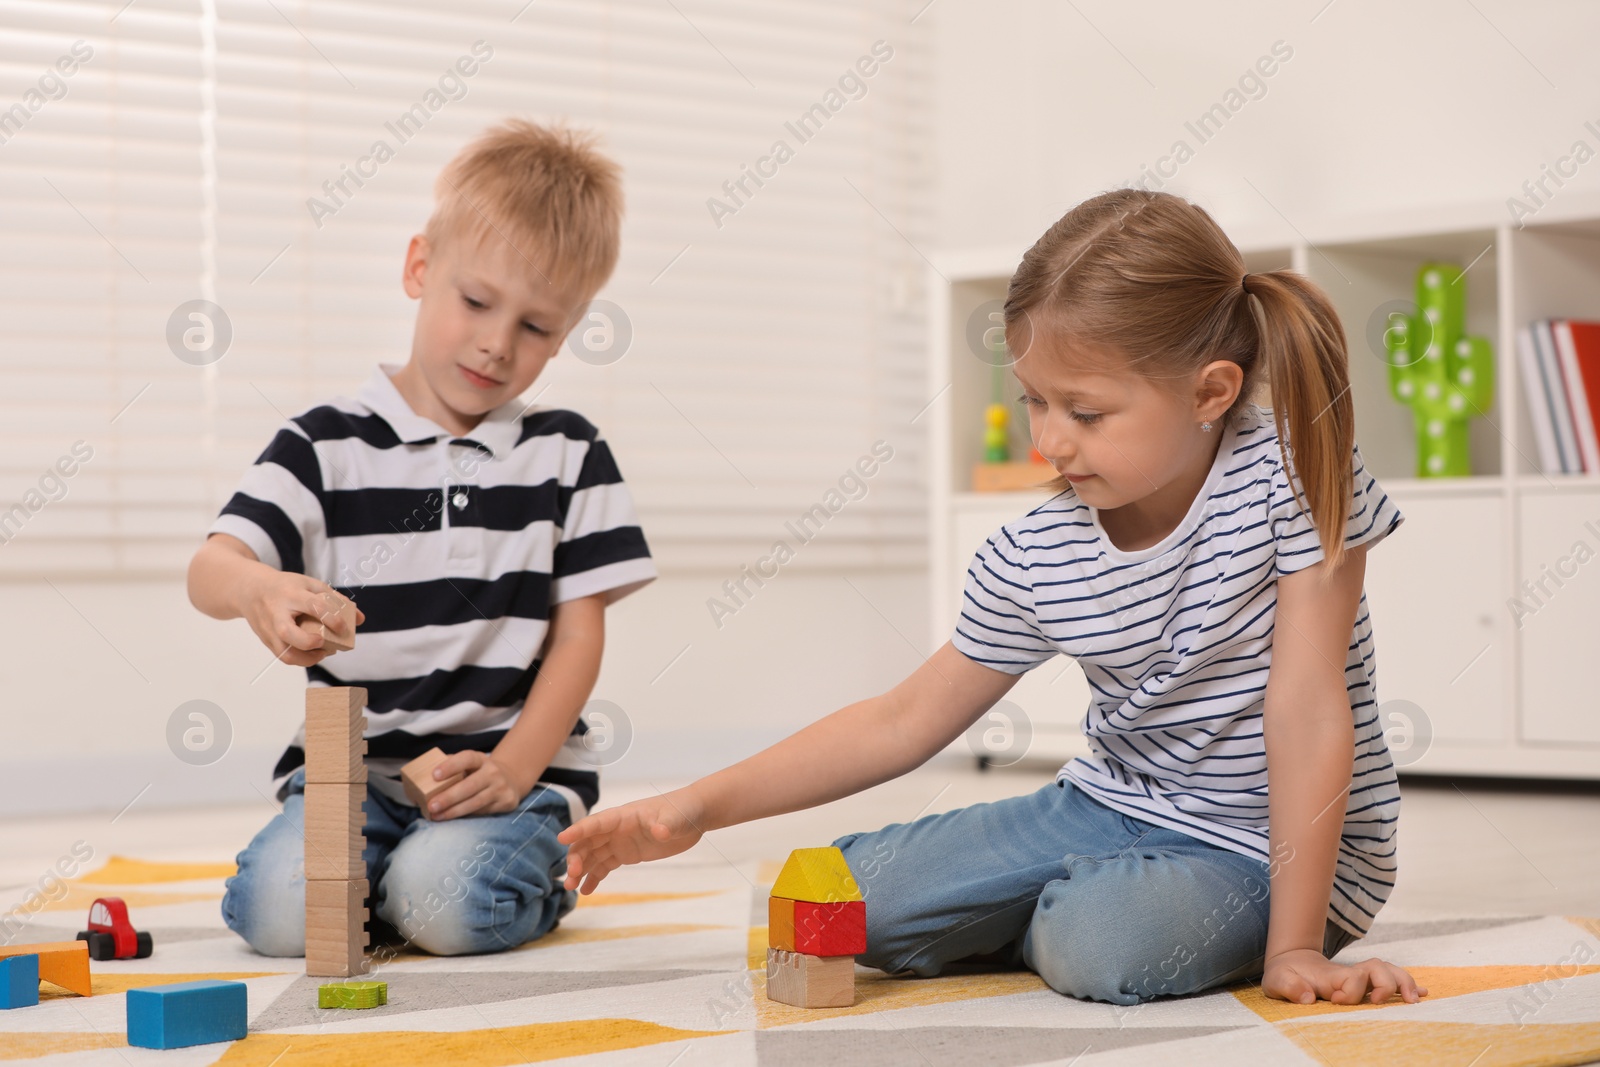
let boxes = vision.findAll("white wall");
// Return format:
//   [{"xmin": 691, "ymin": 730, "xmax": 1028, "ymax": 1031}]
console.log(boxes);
[
  {"xmin": 18, "ymin": 1, "xmax": 1600, "ymax": 815},
  {"xmin": 933, "ymin": 0, "xmax": 1600, "ymax": 253},
  {"xmin": 0, "ymin": 570, "xmax": 925, "ymax": 815}
]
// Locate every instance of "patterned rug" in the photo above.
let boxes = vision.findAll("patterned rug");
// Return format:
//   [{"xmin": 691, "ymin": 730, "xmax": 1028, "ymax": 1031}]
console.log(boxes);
[{"xmin": 2, "ymin": 855, "xmax": 1598, "ymax": 1066}]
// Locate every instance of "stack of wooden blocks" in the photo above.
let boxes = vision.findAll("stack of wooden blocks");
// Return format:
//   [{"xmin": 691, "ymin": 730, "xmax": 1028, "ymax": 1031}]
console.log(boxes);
[
  {"xmin": 304, "ymin": 686, "xmax": 369, "ymax": 978},
  {"xmin": 765, "ymin": 847, "xmax": 866, "ymax": 1008}
]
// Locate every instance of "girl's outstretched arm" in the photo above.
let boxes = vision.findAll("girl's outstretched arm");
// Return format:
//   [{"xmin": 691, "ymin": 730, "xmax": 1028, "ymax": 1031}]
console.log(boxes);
[
  {"xmin": 1262, "ymin": 543, "xmax": 1428, "ymax": 1005},
  {"xmin": 557, "ymin": 641, "xmax": 1019, "ymax": 894}
]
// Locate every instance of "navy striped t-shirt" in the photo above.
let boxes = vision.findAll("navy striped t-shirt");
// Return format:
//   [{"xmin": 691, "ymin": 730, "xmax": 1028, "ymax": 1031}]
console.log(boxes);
[
  {"xmin": 208, "ymin": 363, "xmax": 656, "ymax": 820},
  {"xmin": 952, "ymin": 402, "xmax": 1404, "ymax": 937}
]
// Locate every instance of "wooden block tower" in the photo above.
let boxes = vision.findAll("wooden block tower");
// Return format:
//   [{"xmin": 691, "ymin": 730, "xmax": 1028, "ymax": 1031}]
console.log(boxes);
[
  {"xmin": 303, "ymin": 686, "xmax": 369, "ymax": 977},
  {"xmin": 765, "ymin": 847, "xmax": 865, "ymax": 1008}
]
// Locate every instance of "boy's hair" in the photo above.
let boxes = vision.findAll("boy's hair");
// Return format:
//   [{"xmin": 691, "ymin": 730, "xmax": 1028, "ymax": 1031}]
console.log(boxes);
[
  {"xmin": 1004, "ymin": 188, "xmax": 1355, "ymax": 577},
  {"xmin": 424, "ymin": 118, "xmax": 623, "ymax": 298}
]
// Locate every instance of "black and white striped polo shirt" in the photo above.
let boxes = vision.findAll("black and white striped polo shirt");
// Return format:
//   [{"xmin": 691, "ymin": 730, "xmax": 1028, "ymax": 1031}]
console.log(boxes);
[
  {"xmin": 953, "ymin": 402, "xmax": 1404, "ymax": 937},
  {"xmin": 208, "ymin": 363, "xmax": 656, "ymax": 819}
]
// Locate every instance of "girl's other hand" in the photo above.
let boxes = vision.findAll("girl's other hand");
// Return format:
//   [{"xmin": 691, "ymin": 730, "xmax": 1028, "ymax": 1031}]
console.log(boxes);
[
  {"xmin": 556, "ymin": 789, "xmax": 707, "ymax": 894},
  {"xmin": 1262, "ymin": 947, "xmax": 1429, "ymax": 1005}
]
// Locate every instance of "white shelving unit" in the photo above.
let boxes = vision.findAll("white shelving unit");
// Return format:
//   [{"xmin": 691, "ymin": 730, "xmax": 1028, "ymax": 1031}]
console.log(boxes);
[{"xmin": 928, "ymin": 195, "xmax": 1600, "ymax": 779}]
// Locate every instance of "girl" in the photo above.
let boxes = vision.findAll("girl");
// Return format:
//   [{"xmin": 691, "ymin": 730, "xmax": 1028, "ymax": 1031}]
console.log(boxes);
[{"xmin": 557, "ymin": 188, "xmax": 1427, "ymax": 1007}]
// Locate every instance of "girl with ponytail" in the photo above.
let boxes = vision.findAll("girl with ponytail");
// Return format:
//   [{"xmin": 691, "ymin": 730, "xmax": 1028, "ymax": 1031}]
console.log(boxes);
[{"xmin": 558, "ymin": 189, "xmax": 1423, "ymax": 1007}]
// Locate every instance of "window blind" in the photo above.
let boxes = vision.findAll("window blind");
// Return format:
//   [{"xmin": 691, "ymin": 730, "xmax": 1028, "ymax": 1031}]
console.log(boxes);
[{"xmin": 0, "ymin": 0, "xmax": 930, "ymax": 576}]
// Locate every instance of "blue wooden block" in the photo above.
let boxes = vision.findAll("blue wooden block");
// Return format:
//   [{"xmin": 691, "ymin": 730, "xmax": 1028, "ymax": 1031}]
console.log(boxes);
[
  {"xmin": 0, "ymin": 954, "xmax": 39, "ymax": 1009},
  {"xmin": 126, "ymin": 979, "xmax": 247, "ymax": 1049}
]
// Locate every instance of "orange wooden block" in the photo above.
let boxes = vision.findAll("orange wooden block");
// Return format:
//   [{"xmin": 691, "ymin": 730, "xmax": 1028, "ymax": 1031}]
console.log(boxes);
[
  {"xmin": 765, "ymin": 948, "xmax": 854, "ymax": 1008},
  {"xmin": 0, "ymin": 941, "xmax": 91, "ymax": 997},
  {"xmin": 304, "ymin": 784, "xmax": 366, "ymax": 880},
  {"xmin": 768, "ymin": 896, "xmax": 796, "ymax": 952},
  {"xmin": 305, "ymin": 687, "xmax": 367, "ymax": 785},
  {"xmin": 401, "ymin": 748, "xmax": 462, "ymax": 818},
  {"xmin": 306, "ymin": 879, "xmax": 368, "ymax": 978}
]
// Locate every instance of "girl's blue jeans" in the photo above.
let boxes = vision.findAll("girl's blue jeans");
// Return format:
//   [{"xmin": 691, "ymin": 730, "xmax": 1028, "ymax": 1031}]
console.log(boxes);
[
  {"xmin": 833, "ymin": 777, "xmax": 1358, "ymax": 1005},
  {"xmin": 222, "ymin": 767, "xmax": 577, "ymax": 957}
]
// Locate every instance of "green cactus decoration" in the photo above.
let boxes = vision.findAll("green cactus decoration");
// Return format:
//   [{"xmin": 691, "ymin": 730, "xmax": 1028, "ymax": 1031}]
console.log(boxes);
[{"xmin": 1382, "ymin": 262, "xmax": 1495, "ymax": 477}]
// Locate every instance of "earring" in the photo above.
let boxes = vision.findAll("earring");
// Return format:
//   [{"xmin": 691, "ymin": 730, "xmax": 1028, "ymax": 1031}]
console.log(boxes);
[{"xmin": 1201, "ymin": 420, "xmax": 1213, "ymax": 432}]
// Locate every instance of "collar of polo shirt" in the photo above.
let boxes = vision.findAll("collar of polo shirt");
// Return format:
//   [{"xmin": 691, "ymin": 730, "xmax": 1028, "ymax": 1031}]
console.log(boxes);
[{"xmin": 359, "ymin": 362, "xmax": 525, "ymax": 460}]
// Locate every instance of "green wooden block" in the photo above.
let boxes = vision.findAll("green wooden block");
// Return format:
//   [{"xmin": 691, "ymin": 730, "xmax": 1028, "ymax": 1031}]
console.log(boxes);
[{"xmin": 318, "ymin": 980, "xmax": 387, "ymax": 1009}]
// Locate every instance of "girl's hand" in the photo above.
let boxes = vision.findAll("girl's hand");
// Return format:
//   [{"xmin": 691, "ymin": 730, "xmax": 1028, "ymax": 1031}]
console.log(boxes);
[
  {"xmin": 1262, "ymin": 947, "xmax": 1429, "ymax": 1005},
  {"xmin": 426, "ymin": 751, "xmax": 531, "ymax": 821},
  {"xmin": 556, "ymin": 790, "xmax": 707, "ymax": 895}
]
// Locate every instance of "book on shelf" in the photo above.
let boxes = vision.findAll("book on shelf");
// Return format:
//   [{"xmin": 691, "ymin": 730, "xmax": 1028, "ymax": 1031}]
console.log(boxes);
[{"xmin": 1517, "ymin": 319, "xmax": 1600, "ymax": 473}]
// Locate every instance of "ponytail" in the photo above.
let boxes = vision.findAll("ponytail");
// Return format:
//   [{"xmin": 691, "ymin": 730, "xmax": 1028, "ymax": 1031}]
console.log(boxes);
[
  {"xmin": 1004, "ymin": 190, "xmax": 1357, "ymax": 578},
  {"xmin": 1243, "ymin": 270, "xmax": 1354, "ymax": 578}
]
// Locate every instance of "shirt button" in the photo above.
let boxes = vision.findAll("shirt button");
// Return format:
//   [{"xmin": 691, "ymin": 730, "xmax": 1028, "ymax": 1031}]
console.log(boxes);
[{"xmin": 452, "ymin": 491, "xmax": 469, "ymax": 509}]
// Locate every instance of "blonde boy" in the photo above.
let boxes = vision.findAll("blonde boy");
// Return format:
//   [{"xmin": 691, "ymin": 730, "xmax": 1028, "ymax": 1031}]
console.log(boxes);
[{"xmin": 189, "ymin": 120, "xmax": 655, "ymax": 956}]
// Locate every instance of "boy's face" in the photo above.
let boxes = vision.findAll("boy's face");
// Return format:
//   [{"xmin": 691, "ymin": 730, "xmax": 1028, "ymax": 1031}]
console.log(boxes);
[{"xmin": 395, "ymin": 230, "xmax": 592, "ymax": 436}]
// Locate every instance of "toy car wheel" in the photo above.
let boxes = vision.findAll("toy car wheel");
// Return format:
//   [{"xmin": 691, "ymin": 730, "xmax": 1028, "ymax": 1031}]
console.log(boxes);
[
  {"xmin": 77, "ymin": 930, "xmax": 116, "ymax": 961},
  {"xmin": 134, "ymin": 931, "xmax": 153, "ymax": 958}
]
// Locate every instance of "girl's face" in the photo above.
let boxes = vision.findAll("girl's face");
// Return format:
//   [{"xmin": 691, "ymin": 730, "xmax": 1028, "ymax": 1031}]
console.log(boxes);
[{"xmin": 1011, "ymin": 337, "xmax": 1218, "ymax": 511}]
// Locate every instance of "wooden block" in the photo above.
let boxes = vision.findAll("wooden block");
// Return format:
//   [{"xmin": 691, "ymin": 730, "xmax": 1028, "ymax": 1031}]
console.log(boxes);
[
  {"xmin": 772, "ymin": 897, "xmax": 866, "ymax": 957},
  {"xmin": 0, "ymin": 954, "xmax": 38, "ymax": 1009},
  {"xmin": 311, "ymin": 592, "xmax": 358, "ymax": 652},
  {"xmin": 971, "ymin": 461, "xmax": 1058, "ymax": 493},
  {"xmin": 304, "ymin": 784, "xmax": 366, "ymax": 881},
  {"xmin": 305, "ymin": 687, "xmax": 368, "ymax": 785},
  {"xmin": 126, "ymin": 980, "xmax": 247, "ymax": 1049},
  {"xmin": 400, "ymin": 747, "xmax": 462, "ymax": 817},
  {"xmin": 0, "ymin": 941, "xmax": 90, "ymax": 997},
  {"xmin": 765, "ymin": 948, "xmax": 854, "ymax": 1008},
  {"xmin": 305, "ymin": 879, "xmax": 368, "ymax": 978},
  {"xmin": 318, "ymin": 980, "xmax": 386, "ymax": 1009},
  {"xmin": 767, "ymin": 896, "xmax": 795, "ymax": 953},
  {"xmin": 771, "ymin": 848, "xmax": 862, "ymax": 905}
]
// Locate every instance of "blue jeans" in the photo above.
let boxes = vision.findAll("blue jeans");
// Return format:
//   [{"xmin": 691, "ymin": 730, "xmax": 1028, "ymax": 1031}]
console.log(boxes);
[
  {"xmin": 222, "ymin": 768, "xmax": 577, "ymax": 957},
  {"xmin": 833, "ymin": 778, "xmax": 1357, "ymax": 1005}
]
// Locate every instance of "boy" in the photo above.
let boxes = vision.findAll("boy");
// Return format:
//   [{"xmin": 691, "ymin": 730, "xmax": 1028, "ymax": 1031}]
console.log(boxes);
[{"xmin": 188, "ymin": 120, "xmax": 655, "ymax": 957}]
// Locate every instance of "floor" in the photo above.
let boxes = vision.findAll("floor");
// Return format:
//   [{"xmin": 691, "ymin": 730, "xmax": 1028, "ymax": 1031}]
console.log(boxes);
[
  {"xmin": 4, "ymin": 759, "xmax": 1597, "ymax": 922},
  {"xmin": 3, "ymin": 761, "xmax": 1599, "ymax": 1066}
]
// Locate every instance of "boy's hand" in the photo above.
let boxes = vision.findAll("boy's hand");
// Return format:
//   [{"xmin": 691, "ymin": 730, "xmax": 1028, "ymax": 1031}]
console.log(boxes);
[
  {"xmin": 556, "ymin": 789, "xmax": 707, "ymax": 895},
  {"xmin": 242, "ymin": 572, "xmax": 365, "ymax": 667},
  {"xmin": 1262, "ymin": 947, "xmax": 1428, "ymax": 1005},
  {"xmin": 424, "ymin": 751, "xmax": 533, "ymax": 821}
]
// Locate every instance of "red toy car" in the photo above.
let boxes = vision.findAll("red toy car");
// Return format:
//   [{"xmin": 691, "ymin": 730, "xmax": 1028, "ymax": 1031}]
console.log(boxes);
[{"xmin": 76, "ymin": 897, "xmax": 153, "ymax": 961}]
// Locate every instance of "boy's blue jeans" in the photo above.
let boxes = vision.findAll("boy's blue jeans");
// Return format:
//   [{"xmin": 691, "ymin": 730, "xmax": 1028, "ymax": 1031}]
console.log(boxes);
[
  {"xmin": 833, "ymin": 778, "xmax": 1358, "ymax": 1005},
  {"xmin": 222, "ymin": 767, "xmax": 577, "ymax": 957}
]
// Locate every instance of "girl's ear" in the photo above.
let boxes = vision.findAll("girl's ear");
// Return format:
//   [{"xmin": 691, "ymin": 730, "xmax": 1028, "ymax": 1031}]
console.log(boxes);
[{"xmin": 1195, "ymin": 358, "xmax": 1244, "ymax": 420}]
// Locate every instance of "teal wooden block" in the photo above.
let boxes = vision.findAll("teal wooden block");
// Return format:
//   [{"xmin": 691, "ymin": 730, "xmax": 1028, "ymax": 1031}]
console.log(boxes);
[
  {"xmin": 126, "ymin": 979, "xmax": 247, "ymax": 1049},
  {"xmin": 0, "ymin": 954, "xmax": 39, "ymax": 1009}
]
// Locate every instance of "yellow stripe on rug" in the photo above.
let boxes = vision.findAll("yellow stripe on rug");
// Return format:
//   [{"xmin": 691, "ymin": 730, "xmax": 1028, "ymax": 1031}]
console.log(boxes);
[
  {"xmin": 0, "ymin": 1034, "xmax": 129, "ymax": 1060},
  {"xmin": 753, "ymin": 967, "xmax": 1047, "ymax": 1028},
  {"xmin": 1281, "ymin": 1020, "xmax": 1600, "ymax": 1067},
  {"xmin": 73, "ymin": 856, "xmax": 237, "ymax": 885},
  {"xmin": 36, "ymin": 971, "xmax": 283, "ymax": 999},
  {"xmin": 1566, "ymin": 915, "xmax": 1600, "ymax": 940},
  {"xmin": 210, "ymin": 1019, "xmax": 732, "ymax": 1066},
  {"xmin": 30, "ymin": 886, "xmax": 222, "ymax": 913},
  {"xmin": 1235, "ymin": 965, "xmax": 1600, "ymax": 1022}
]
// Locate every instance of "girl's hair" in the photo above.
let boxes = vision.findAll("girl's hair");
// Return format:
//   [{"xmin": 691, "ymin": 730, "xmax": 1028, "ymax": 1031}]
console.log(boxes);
[{"xmin": 1004, "ymin": 188, "xmax": 1355, "ymax": 576}]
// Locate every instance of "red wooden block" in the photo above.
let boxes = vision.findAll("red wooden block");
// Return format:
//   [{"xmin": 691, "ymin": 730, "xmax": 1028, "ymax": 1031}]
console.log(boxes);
[{"xmin": 790, "ymin": 898, "xmax": 865, "ymax": 957}]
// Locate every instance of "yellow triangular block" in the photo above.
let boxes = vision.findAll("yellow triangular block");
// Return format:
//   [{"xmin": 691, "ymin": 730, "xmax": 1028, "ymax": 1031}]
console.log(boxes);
[{"xmin": 771, "ymin": 847, "xmax": 862, "ymax": 904}]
